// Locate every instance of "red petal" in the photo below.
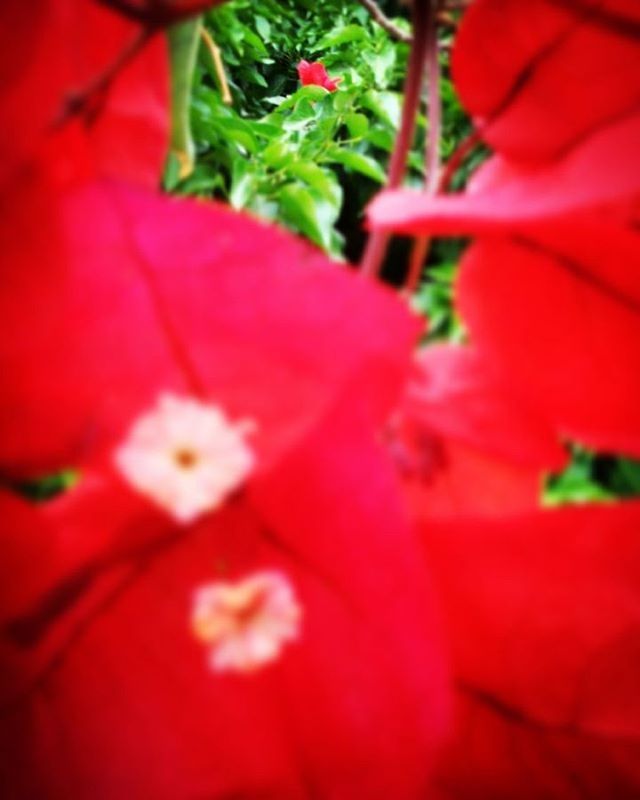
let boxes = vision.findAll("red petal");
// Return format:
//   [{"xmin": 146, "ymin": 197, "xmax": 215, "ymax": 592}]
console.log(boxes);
[
  {"xmin": 0, "ymin": 399, "xmax": 448, "ymax": 797},
  {"xmin": 0, "ymin": 0, "xmax": 67, "ymax": 187},
  {"xmin": 0, "ymin": 1, "xmax": 169, "ymax": 188},
  {"xmin": 297, "ymin": 60, "xmax": 334, "ymax": 89},
  {"xmin": 0, "ymin": 181, "xmax": 418, "ymax": 476},
  {"xmin": 401, "ymin": 439, "xmax": 546, "ymax": 518},
  {"xmin": 423, "ymin": 502, "xmax": 640, "ymax": 798},
  {"xmin": 389, "ymin": 346, "xmax": 564, "ymax": 518},
  {"xmin": 452, "ymin": 0, "xmax": 640, "ymax": 160},
  {"xmin": 405, "ymin": 346, "xmax": 566, "ymax": 469},
  {"xmin": 72, "ymin": 4, "xmax": 169, "ymax": 187},
  {"xmin": 457, "ymin": 238, "xmax": 640, "ymax": 457},
  {"xmin": 367, "ymin": 111, "xmax": 640, "ymax": 237}
]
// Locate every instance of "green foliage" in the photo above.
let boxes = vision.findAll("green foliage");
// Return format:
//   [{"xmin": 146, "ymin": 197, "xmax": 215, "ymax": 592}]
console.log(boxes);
[
  {"xmin": 166, "ymin": 0, "xmax": 467, "ymax": 261},
  {"xmin": 545, "ymin": 448, "xmax": 640, "ymax": 506},
  {"xmin": 166, "ymin": 0, "xmax": 414, "ymax": 257},
  {"xmin": 13, "ymin": 470, "xmax": 78, "ymax": 503},
  {"xmin": 412, "ymin": 258, "xmax": 466, "ymax": 343}
]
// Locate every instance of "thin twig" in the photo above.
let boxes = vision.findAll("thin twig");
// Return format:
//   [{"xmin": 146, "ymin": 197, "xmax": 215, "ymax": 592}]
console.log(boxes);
[
  {"xmin": 405, "ymin": 2, "xmax": 441, "ymax": 295},
  {"xmin": 401, "ymin": 129, "xmax": 481, "ymax": 291},
  {"xmin": 357, "ymin": 0, "xmax": 412, "ymax": 43},
  {"xmin": 359, "ymin": 1, "xmax": 434, "ymax": 279},
  {"xmin": 437, "ymin": 127, "xmax": 481, "ymax": 194},
  {"xmin": 200, "ymin": 26, "xmax": 232, "ymax": 105}
]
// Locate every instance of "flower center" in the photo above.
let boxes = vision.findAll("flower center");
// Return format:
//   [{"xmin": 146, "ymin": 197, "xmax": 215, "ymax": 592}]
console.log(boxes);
[
  {"xmin": 191, "ymin": 570, "xmax": 302, "ymax": 673},
  {"xmin": 114, "ymin": 393, "xmax": 256, "ymax": 524},
  {"xmin": 174, "ymin": 447, "xmax": 199, "ymax": 469}
]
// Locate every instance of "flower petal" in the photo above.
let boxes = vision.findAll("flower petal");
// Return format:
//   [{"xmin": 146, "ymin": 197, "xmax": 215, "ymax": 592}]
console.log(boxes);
[
  {"xmin": 0, "ymin": 181, "xmax": 419, "ymax": 476},
  {"xmin": 424, "ymin": 502, "xmax": 640, "ymax": 798},
  {"xmin": 452, "ymin": 0, "xmax": 640, "ymax": 160}
]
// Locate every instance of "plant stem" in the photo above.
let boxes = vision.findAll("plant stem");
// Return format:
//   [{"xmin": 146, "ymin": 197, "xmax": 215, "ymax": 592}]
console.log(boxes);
[
  {"xmin": 405, "ymin": 3, "xmax": 441, "ymax": 295},
  {"xmin": 437, "ymin": 127, "xmax": 481, "ymax": 193},
  {"xmin": 357, "ymin": 0, "xmax": 413, "ymax": 43},
  {"xmin": 359, "ymin": 0, "xmax": 434, "ymax": 279},
  {"xmin": 201, "ymin": 27, "xmax": 233, "ymax": 105}
]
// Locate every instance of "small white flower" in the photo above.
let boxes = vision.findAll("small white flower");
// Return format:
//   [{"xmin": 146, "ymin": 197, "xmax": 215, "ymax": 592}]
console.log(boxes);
[
  {"xmin": 114, "ymin": 393, "xmax": 255, "ymax": 523},
  {"xmin": 191, "ymin": 571, "xmax": 302, "ymax": 673}
]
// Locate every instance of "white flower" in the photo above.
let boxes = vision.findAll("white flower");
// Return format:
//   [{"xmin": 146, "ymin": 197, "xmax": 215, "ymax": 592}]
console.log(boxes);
[
  {"xmin": 191, "ymin": 571, "xmax": 302, "ymax": 673},
  {"xmin": 114, "ymin": 393, "xmax": 255, "ymax": 523}
]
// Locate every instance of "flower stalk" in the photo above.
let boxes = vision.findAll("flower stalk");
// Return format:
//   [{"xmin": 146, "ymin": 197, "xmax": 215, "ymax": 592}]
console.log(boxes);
[{"xmin": 359, "ymin": 0, "xmax": 434, "ymax": 279}]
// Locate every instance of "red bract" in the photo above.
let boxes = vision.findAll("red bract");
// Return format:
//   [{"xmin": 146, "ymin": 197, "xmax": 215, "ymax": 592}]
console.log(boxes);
[
  {"xmin": 369, "ymin": 185, "xmax": 640, "ymax": 456},
  {"xmin": 297, "ymin": 59, "xmax": 342, "ymax": 92},
  {"xmin": 389, "ymin": 345, "xmax": 566, "ymax": 517},
  {"xmin": 0, "ymin": 181, "xmax": 418, "ymax": 477},
  {"xmin": 68, "ymin": 2, "xmax": 169, "ymax": 187},
  {"xmin": 0, "ymin": 0, "xmax": 67, "ymax": 190},
  {"xmin": 0, "ymin": 0, "xmax": 169, "ymax": 190},
  {"xmin": 452, "ymin": 0, "xmax": 640, "ymax": 161},
  {"xmin": 0, "ymin": 397, "xmax": 448, "ymax": 798},
  {"xmin": 423, "ymin": 503, "xmax": 640, "ymax": 798},
  {"xmin": 456, "ymin": 237, "xmax": 640, "ymax": 458},
  {"xmin": 368, "ymin": 110, "xmax": 640, "ymax": 235},
  {"xmin": 367, "ymin": 93, "xmax": 640, "ymax": 458}
]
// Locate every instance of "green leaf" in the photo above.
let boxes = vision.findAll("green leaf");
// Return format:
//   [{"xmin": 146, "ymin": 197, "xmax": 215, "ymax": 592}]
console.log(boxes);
[
  {"xmin": 315, "ymin": 24, "xmax": 366, "ymax": 50},
  {"xmin": 279, "ymin": 184, "xmax": 338, "ymax": 253},
  {"xmin": 250, "ymin": 121, "xmax": 281, "ymax": 140},
  {"xmin": 263, "ymin": 141, "xmax": 293, "ymax": 169},
  {"xmin": 16, "ymin": 470, "xmax": 79, "ymax": 503},
  {"xmin": 325, "ymin": 147, "xmax": 387, "ymax": 184},
  {"xmin": 229, "ymin": 159, "xmax": 256, "ymax": 208},
  {"xmin": 609, "ymin": 458, "xmax": 640, "ymax": 496},
  {"xmin": 177, "ymin": 165, "xmax": 225, "ymax": 196},
  {"xmin": 274, "ymin": 84, "xmax": 329, "ymax": 111},
  {"xmin": 366, "ymin": 126, "xmax": 394, "ymax": 152},
  {"xmin": 361, "ymin": 90, "xmax": 401, "ymax": 128},
  {"xmin": 240, "ymin": 25, "xmax": 268, "ymax": 56},
  {"xmin": 255, "ymin": 15, "xmax": 271, "ymax": 41},
  {"xmin": 332, "ymin": 89, "xmax": 352, "ymax": 113},
  {"xmin": 362, "ymin": 41, "xmax": 397, "ymax": 88},
  {"xmin": 344, "ymin": 112, "xmax": 369, "ymax": 138},
  {"xmin": 211, "ymin": 117, "xmax": 257, "ymax": 153},
  {"xmin": 282, "ymin": 98, "xmax": 318, "ymax": 132},
  {"xmin": 284, "ymin": 161, "xmax": 342, "ymax": 206}
]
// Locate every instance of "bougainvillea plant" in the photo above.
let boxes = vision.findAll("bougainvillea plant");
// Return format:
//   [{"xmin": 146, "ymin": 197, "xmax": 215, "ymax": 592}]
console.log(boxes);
[{"xmin": 1, "ymin": 0, "xmax": 639, "ymax": 798}]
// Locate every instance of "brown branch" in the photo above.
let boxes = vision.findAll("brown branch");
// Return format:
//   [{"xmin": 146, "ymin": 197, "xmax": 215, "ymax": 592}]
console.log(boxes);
[
  {"xmin": 359, "ymin": 1, "xmax": 434, "ymax": 279},
  {"xmin": 200, "ymin": 26, "xmax": 232, "ymax": 105},
  {"xmin": 404, "ymin": 2, "xmax": 441, "ymax": 296},
  {"xmin": 437, "ymin": 127, "xmax": 481, "ymax": 193},
  {"xmin": 356, "ymin": 0, "xmax": 412, "ymax": 43}
]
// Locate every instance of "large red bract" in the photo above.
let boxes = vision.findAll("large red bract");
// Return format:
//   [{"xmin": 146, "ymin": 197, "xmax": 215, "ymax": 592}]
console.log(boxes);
[
  {"xmin": 0, "ymin": 399, "xmax": 448, "ymax": 798},
  {"xmin": 425, "ymin": 503, "xmax": 640, "ymax": 799},
  {"xmin": 451, "ymin": 0, "xmax": 640, "ymax": 160}
]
